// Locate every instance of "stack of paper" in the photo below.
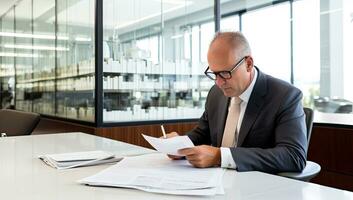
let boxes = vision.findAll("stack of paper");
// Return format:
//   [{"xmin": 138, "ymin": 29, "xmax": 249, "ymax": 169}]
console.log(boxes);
[
  {"xmin": 39, "ymin": 150, "xmax": 122, "ymax": 170},
  {"xmin": 79, "ymin": 153, "xmax": 225, "ymax": 196}
]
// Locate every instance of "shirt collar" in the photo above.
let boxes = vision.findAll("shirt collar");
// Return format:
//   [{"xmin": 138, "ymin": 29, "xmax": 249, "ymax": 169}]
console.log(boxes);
[{"xmin": 239, "ymin": 67, "xmax": 258, "ymax": 103}]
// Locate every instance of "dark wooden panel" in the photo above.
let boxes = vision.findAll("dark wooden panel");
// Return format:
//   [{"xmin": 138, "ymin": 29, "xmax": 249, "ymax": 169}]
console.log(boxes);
[
  {"xmin": 308, "ymin": 126, "xmax": 353, "ymax": 176},
  {"xmin": 307, "ymin": 125, "xmax": 353, "ymax": 191},
  {"xmin": 95, "ymin": 122, "xmax": 197, "ymax": 148},
  {"xmin": 311, "ymin": 170, "xmax": 353, "ymax": 191}
]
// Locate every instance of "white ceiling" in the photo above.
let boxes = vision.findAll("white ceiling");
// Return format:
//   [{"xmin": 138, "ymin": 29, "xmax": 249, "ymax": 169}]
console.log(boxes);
[
  {"xmin": 0, "ymin": 0, "xmax": 15, "ymax": 17},
  {"xmin": 1, "ymin": 0, "xmax": 214, "ymax": 30},
  {"xmin": 49, "ymin": 0, "xmax": 214, "ymax": 29}
]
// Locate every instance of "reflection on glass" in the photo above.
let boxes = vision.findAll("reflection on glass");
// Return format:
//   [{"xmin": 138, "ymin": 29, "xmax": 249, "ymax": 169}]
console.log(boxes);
[
  {"xmin": 31, "ymin": 0, "xmax": 56, "ymax": 116},
  {"xmin": 0, "ymin": 9, "xmax": 15, "ymax": 109},
  {"xmin": 102, "ymin": 0, "xmax": 215, "ymax": 122},
  {"xmin": 15, "ymin": 0, "xmax": 33, "ymax": 112},
  {"xmin": 292, "ymin": 0, "xmax": 353, "ymax": 113},
  {"xmin": 0, "ymin": 0, "xmax": 95, "ymax": 121},
  {"xmin": 56, "ymin": 0, "xmax": 95, "ymax": 121},
  {"xmin": 2, "ymin": 0, "xmax": 350, "ymax": 123},
  {"xmin": 242, "ymin": 2, "xmax": 291, "ymax": 82},
  {"xmin": 200, "ymin": 22, "xmax": 214, "ymax": 63},
  {"xmin": 293, "ymin": 0, "xmax": 320, "ymax": 108},
  {"xmin": 343, "ymin": 0, "xmax": 353, "ymax": 102},
  {"xmin": 220, "ymin": 15, "xmax": 239, "ymax": 32}
]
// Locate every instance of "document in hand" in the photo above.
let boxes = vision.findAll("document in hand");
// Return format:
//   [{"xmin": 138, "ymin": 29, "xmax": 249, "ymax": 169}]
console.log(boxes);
[
  {"xmin": 142, "ymin": 134, "xmax": 194, "ymax": 156},
  {"xmin": 39, "ymin": 150, "xmax": 122, "ymax": 170},
  {"xmin": 79, "ymin": 153, "xmax": 225, "ymax": 196}
]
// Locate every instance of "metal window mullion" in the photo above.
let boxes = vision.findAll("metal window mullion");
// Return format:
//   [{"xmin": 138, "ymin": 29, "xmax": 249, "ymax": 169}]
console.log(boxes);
[{"xmin": 95, "ymin": 0, "xmax": 103, "ymax": 126}]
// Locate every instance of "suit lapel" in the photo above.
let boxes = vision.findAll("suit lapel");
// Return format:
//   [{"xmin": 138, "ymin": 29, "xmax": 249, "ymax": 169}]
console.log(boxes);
[
  {"xmin": 216, "ymin": 96, "xmax": 230, "ymax": 147},
  {"xmin": 237, "ymin": 68, "xmax": 267, "ymax": 147}
]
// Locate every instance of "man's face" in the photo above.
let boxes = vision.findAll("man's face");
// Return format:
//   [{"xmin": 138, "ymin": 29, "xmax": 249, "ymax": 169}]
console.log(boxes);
[{"xmin": 207, "ymin": 41, "xmax": 252, "ymax": 97}]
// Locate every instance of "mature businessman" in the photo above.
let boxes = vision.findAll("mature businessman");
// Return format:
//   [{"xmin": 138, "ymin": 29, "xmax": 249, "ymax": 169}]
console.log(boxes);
[{"xmin": 166, "ymin": 31, "xmax": 307, "ymax": 173}]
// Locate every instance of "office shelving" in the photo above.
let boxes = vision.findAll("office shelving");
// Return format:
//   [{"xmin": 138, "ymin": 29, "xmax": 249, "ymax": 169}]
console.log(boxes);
[
  {"xmin": 0, "ymin": 0, "xmax": 215, "ymax": 125},
  {"xmin": 101, "ymin": 53, "xmax": 212, "ymax": 122}
]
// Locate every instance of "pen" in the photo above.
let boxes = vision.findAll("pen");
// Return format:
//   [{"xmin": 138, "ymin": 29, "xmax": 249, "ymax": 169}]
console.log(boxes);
[{"xmin": 160, "ymin": 124, "xmax": 167, "ymax": 139}]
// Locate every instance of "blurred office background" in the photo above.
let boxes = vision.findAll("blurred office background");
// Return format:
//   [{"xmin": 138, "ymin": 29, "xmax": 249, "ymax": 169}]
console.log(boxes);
[{"xmin": 0, "ymin": 0, "xmax": 352, "ymax": 124}]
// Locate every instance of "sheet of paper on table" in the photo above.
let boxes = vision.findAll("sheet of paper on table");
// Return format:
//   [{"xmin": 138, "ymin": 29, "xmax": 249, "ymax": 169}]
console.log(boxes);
[{"xmin": 79, "ymin": 153, "xmax": 225, "ymax": 196}]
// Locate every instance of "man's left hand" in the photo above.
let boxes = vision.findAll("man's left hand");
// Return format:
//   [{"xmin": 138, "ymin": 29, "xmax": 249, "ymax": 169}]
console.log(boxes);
[{"xmin": 178, "ymin": 145, "xmax": 221, "ymax": 168}]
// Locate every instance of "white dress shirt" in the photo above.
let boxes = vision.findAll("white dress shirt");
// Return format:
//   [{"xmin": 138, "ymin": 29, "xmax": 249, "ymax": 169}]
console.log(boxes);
[{"xmin": 220, "ymin": 68, "xmax": 258, "ymax": 169}]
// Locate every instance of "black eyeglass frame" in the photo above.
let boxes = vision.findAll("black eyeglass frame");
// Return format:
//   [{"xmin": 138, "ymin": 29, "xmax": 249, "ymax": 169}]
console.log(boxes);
[{"xmin": 204, "ymin": 56, "xmax": 248, "ymax": 80}]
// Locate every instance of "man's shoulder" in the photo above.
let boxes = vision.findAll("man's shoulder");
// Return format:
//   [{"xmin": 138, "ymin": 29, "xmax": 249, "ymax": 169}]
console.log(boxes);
[
  {"xmin": 259, "ymin": 70, "xmax": 300, "ymax": 94},
  {"xmin": 256, "ymin": 69, "xmax": 303, "ymax": 113},
  {"xmin": 208, "ymin": 84, "xmax": 224, "ymax": 96},
  {"xmin": 205, "ymin": 85, "xmax": 228, "ymax": 105}
]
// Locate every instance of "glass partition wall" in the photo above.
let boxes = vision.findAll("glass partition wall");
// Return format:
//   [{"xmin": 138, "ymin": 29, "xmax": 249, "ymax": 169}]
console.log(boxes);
[
  {"xmin": 102, "ymin": 0, "xmax": 215, "ymax": 122},
  {"xmin": 0, "ymin": 0, "xmax": 215, "ymax": 124},
  {"xmin": 1, "ymin": 0, "xmax": 353, "ymax": 125},
  {"xmin": 32, "ymin": 0, "xmax": 56, "ymax": 116},
  {"xmin": 56, "ymin": 0, "xmax": 95, "ymax": 121},
  {"xmin": 0, "ymin": 0, "xmax": 95, "ymax": 122},
  {"xmin": 0, "ymin": 9, "xmax": 15, "ymax": 109},
  {"xmin": 15, "ymin": 0, "xmax": 33, "ymax": 113}
]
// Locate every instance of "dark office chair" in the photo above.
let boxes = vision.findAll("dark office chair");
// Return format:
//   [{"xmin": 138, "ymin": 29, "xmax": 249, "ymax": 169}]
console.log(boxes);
[
  {"xmin": 0, "ymin": 109, "xmax": 40, "ymax": 137},
  {"xmin": 277, "ymin": 107, "xmax": 321, "ymax": 181}
]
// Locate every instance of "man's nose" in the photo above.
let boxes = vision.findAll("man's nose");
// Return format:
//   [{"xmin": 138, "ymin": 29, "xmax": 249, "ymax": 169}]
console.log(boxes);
[{"xmin": 215, "ymin": 76, "xmax": 226, "ymax": 86}]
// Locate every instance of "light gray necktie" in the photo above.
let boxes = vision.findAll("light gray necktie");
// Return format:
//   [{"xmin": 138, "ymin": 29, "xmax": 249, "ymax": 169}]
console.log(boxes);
[{"xmin": 221, "ymin": 97, "xmax": 242, "ymax": 147}]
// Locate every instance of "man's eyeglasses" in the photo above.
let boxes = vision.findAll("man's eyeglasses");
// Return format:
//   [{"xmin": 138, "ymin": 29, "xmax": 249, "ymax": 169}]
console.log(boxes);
[{"xmin": 204, "ymin": 56, "xmax": 248, "ymax": 80}]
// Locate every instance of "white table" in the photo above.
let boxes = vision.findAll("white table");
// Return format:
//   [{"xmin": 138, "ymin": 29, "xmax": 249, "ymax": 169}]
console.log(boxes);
[{"xmin": 1, "ymin": 132, "xmax": 353, "ymax": 200}]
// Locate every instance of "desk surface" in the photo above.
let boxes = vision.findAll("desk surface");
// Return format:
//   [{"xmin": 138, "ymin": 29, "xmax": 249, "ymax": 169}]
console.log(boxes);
[
  {"xmin": 314, "ymin": 111, "xmax": 353, "ymax": 127},
  {"xmin": 1, "ymin": 132, "xmax": 353, "ymax": 200}
]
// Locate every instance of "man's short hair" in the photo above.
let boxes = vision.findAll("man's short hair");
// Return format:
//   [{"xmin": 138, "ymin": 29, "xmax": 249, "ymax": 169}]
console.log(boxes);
[{"xmin": 210, "ymin": 31, "xmax": 252, "ymax": 58}]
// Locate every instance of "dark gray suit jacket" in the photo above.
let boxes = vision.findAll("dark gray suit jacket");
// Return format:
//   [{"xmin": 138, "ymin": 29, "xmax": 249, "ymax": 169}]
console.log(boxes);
[{"xmin": 187, "ymin": 68, "xmax": 307, "ymax": 173}]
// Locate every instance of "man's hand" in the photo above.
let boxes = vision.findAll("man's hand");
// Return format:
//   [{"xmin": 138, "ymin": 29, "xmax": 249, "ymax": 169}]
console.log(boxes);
[
  {"xmin": 178, "ymin": 145, "xmax": 221, "ymax": 168},
  {"xmin": 163, "ymin": 131, "xmax": 179, "ymax": 139},
  {"xmin": 161, "ymin": 132, "xmax": 184, "ymax": 160}
]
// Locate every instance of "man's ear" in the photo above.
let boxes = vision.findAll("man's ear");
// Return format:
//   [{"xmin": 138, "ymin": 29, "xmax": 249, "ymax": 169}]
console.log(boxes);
[{"xmin": 246, "ymin": 56, "xmax": 254, "ymax": 72}]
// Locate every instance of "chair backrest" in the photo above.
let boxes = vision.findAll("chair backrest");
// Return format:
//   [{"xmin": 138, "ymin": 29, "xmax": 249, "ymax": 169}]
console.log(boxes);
[
  {"xmin": 303, "ymin": 107, "xmax": 314, "ymax": 143},
  {"xmin": 0, "ymin": 109, "xmax": 40, "ymax": 136}
]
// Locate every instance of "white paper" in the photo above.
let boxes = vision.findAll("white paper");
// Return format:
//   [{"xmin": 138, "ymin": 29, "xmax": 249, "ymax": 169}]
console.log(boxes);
[
  {"xmin": 47, "ymin": 150, "xmax": 114, "ymax": 162},
  {"xmin": 79, "ymin": 153, "xmax": 225, "ymax": 196},
  {"xmin": 39, "ymin": 150, "xmax": 121, "ymax": 170},
  {"xmin": 142, "ymin": 134, "xmax": 194, "ymax": 156},
  {"xmin": 83, "ymin": 182, "xmax": 223, "ymax": 196}
]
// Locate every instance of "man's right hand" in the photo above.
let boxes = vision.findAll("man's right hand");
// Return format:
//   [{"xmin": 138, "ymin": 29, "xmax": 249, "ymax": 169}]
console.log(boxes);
[
  {"xmin": 163, "ymin": 131, "xmax": 179, "ymax": 138},
  {"xmin": 161, "ymin": 132, "xmax": 184, "ymax": 160}
]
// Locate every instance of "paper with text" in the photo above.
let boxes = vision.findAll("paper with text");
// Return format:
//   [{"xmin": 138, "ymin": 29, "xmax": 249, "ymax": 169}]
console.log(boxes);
[{"xmin": 79, "ymin": 153, "xmax": 225, "ymax": 196}]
